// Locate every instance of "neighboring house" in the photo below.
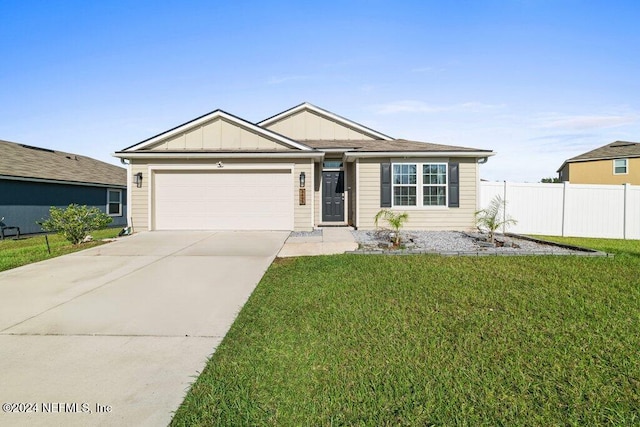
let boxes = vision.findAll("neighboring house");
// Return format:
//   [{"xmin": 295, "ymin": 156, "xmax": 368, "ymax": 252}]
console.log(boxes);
[
  {"xmin": 114, "ymin": 103, "xmax": 494, "ymax": 232},
  {"xmin": 557, "ymin": 141, "xmax": 640, "ymax": 184},
  {"xmin": 0, "ymin": 139, "xmax": 127, "ymax": 235}
]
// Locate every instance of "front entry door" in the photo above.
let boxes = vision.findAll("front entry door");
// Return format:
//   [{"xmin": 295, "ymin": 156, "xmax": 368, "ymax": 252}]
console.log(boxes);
[{"xmin": 322, "ymin": 171, "xmax": 345, "ymax": 222}]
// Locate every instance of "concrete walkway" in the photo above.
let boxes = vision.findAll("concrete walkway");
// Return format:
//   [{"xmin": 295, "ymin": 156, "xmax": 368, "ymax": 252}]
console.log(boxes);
[
  {"xmin": 278, "ymin": 227, "xmax": 358, "ymax": 257},
  {"xmin": 0, "ymin": 231, "xmax": 288, "ymax": 427}
]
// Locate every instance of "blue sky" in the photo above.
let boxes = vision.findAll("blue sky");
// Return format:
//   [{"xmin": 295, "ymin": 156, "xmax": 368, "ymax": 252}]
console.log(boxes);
[{"xmin": 1, "ymin": 0, "xmax": 639, "ymax": 182}]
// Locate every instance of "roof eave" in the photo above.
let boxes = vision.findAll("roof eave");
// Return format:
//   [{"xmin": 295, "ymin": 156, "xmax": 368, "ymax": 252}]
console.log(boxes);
[
  {"xmin": 0, "ymin": 174, "xmax": 126, "ymax": 188},
  {"xmin": 343, "ymin": 151, "xmax": 496, "ymax": 160},
  {"xmin": 113, "ymin": 151, "xmax": 325, "ymax": 160}
]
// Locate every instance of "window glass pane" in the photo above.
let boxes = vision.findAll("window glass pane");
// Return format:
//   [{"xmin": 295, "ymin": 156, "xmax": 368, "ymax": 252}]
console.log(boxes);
[
  {"xmin": 323, "ymin": 161, "xmax": 343, "ymax": 168},
  {"xmin": 423, "ymin": 164, "xmax": 447, "ymax": 185},
  {"xmin": 108, "ymin": 190, "xmax": 120, "ymax": 203},
  {"xmin": 423, "ymin": 186, "xmax": 446, "ymax": 206},
  {"xmin": 108, "ymin": 203, "xmax": 119, "ymax": 214},
  {"xmin": 393, "ymin": 164, "xmax": 416, "ymax": 185},
  {"xmin": 393, "ymin": 187, "xmax": 416, "ymax": 206}
]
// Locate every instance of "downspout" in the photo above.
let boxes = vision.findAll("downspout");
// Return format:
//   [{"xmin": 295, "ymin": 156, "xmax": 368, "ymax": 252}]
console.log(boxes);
[{"xmin": 121, "ymin": 157, "xmax": 133, "ymax": 229}]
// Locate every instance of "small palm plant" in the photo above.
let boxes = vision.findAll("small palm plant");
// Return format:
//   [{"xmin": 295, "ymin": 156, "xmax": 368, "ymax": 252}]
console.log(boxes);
[
  {"xmin": 374, "ymin": 209, "xmax": 409, "ymax": 246},
  {"xmin": 475, "ymin": 195, "xmax": 517, "ymax": 243}
]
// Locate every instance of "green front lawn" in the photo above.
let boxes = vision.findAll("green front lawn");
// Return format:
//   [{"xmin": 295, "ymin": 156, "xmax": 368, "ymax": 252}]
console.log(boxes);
[
  {"xmin": 0, "ymin": 228, "xmax": 121, "ymax": 272},
  {"xmin": 172, "ymin": 238, "xmax": 640, "ymax": 426}
]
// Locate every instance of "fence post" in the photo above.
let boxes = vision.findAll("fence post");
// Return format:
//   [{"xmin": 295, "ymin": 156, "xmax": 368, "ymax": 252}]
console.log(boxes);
[
  {"xmin": 561, "ymin": 181, "xmax": 568, "ymax": 237},
  {"xmin": 623, "ymin": 183, "xmax": 629, "ymax": 239},
  {"xmin": 503, "ymin": 181, "xmax": 507, "ymax": 234}
]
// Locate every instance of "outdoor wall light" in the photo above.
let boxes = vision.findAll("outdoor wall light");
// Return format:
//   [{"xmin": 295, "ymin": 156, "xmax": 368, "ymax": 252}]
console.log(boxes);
[
  {"xmin": 133, "ymin": 172, "xmax": 143, "ymax": 188},
  {"xmin": 299, "ymin": 172, "xmax": 306, "ymax": 188},
  {"xmin": 217, "ymin": 161, "xmax": 224, "ymax": 168}
]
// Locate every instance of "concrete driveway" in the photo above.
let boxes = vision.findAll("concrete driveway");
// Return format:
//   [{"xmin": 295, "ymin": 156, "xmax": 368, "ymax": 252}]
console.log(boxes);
[{"xmin": 0, "ymin": 231, "xmax": 288, "ymax": 427}]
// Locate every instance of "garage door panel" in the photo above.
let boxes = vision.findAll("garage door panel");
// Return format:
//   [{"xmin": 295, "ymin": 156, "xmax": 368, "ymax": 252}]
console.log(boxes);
[{"xmin": 154, "ymin": 170, "xmax": 293, "ymax": 230}]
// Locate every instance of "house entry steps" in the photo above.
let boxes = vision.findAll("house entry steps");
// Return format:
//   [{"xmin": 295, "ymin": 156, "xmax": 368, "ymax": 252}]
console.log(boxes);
[{"xmin": 278, "ymin": 227, "xmax": 358, "ymax": 257}]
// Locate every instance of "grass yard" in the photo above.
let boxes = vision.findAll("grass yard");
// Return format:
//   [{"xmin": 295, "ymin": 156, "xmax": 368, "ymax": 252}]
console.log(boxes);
[
  {"xmin": 0, "ymin": 228, "xmax": 121, "ymax": 272},
  {"xmin": 172, "ymin": 238, "xmax": 640, "ymax": 426}
]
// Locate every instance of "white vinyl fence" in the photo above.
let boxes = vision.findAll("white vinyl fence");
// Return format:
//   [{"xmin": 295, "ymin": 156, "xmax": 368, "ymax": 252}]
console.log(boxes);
[{"xmin": 480, "ymin": 181, "xmax": 640, "ymax": 239}]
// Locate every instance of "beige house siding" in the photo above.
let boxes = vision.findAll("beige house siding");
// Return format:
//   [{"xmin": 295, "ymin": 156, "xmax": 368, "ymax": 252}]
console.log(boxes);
[
  {"xmin": 565, "ymin": 158, "xmax": 640, "ymax": 185},
  {"xmin": 147, "ymin": 118, "xmax": 291, "ymax": 151},
  {"xmin": 128, "ymin": 158, "xmax": 314, "ymax": 231},
  {"xmin": 313, "ymin": 162, "xmax": 321, "ymax": 225},
  {"xmin": 293, "ymin": 160, "xmax": 314, "ymax": 230},
  {"xmin": 130, "ymin": 161, "xmax": 150, "ymax": 231},
  {"xmin": 347, "ymin": 162, "xmax": 356, "ymax": 226},
  {"xmin": 356, "ymin": 157, "xmax": 478, "ymax": 230},
  {"xmin": 263, "ymin": 110, "xmax": 376, "ymax": 141}
]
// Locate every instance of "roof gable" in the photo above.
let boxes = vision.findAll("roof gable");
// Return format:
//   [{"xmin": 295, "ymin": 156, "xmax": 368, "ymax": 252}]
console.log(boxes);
[
  {"xmin": 258, "ymin": 102, "xmax": 394, "ymax": 141},
  {"xmin": 123, "ymin": 110, "xmax": 312, "ymax": 152},
  {"xmin": 557, "ymin": 141, "xmax": 640, "ymax": 172},
  {"xmin": 568, "ymin": 141, "xmax": 640, "ymax": 162},
  {"xmin": 0, "ymin": 139, "xmax": 126, "ymax": 186}
]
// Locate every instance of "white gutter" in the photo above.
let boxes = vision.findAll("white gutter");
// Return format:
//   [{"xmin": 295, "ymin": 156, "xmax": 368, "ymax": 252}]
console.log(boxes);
[
  {"xmin": 343, "ymin": 151, "xmax": 496, "ymax": 160},
  {"xmin": 113, "ymin": 151, "xmax": 325, "ymax": 160}
]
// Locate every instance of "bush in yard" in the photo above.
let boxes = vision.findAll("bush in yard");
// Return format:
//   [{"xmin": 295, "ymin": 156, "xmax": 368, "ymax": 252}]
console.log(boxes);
[
  {"xmin": 40, "ymin": 204, "xmax": 113, "ymax": 245},
  {"xmin": 374, "ymin": 209, "xmax": 409, "ymax": 246},
  {"xmin": 475, "ymin": 195, "xmax": 517, "ymax": 242}
]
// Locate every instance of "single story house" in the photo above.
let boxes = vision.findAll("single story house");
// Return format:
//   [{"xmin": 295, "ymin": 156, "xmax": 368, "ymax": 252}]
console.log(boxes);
[
  {"xmin": 0, "ymin": 139, "xmax": 127, "ymax": 235},
  {"xmin": 557, "ymin": 141, "xmax": 640, "ymax": 185},
  {"xmin": 114, "ymin": 103, "xmax": 494, "ymax": 231}
]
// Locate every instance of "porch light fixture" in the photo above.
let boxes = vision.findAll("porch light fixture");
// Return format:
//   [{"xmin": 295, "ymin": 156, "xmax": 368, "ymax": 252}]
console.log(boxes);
[
  {"xmin": 133, "ymin": 172, "xmax": 143, "ymax": 188},
  {"xmin": 299, "ymin": 172, "xmax": 306, "ymax": 188}
]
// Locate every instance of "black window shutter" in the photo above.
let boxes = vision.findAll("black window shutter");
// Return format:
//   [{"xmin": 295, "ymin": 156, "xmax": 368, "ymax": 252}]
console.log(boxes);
[
  {"xmin": 448, "ymin": 162, "xmax": 459, "ymax": 208},
  {"xmin": 380, "ymin": 163, "xmax": 392, "ymax": 207}
]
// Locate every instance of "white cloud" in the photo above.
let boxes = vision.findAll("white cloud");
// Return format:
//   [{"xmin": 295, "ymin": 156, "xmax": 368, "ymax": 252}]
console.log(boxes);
[
  {"xmin": 267, "ymin": 75, "xmax": 313, "ymax": 85},
  {"xmin": 537, "ymin": 114, "xmax": 639, "ymax": 130},
  {"xmin": 373, "ymin": 100, "xmax": 505, "ymax": 115}
]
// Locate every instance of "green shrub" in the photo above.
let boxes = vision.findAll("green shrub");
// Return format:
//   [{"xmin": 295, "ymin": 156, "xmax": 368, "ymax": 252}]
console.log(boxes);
[
  {"xmin": 374, "ymin": 209, "xmax": 409, "ymax": 246},
  {"xmin": 475, "ymin": 195, "xmax": 517, "ymax": 242},
  {"xmin": 40, "ymin": 204, "xmax": 113, "ymax": 245}
]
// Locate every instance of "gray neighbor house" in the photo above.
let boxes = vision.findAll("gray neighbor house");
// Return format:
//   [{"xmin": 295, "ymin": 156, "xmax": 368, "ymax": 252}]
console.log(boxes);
[{"xmin": 0, "ymin": 139, "xmax": 127, "ymax": 236}]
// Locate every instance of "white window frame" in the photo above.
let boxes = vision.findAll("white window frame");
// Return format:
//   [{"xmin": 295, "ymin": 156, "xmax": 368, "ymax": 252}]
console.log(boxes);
[
  {"xmin": 422, "ymin": 163, "xmax": 448, "ymax": 206},
  {"xmin": 613, "ymin": 158, "xmax": 628, "ymax": 175},
  {"xmin": 391, "ymin": 162, "xmax": 448, "ymax": 208},
  {"xmin": 107, "ymin": 189, "xmax": 123, "ymax": 216},
  {"xmin": 392, "ymin": 163, "xmax": 418, "ymax": 206}
]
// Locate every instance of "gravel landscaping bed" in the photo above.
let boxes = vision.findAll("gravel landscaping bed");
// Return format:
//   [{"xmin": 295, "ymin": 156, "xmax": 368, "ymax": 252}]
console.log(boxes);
[{"xmin": 350, "ymin": 230, "xmax": 607, "ymax": 256}]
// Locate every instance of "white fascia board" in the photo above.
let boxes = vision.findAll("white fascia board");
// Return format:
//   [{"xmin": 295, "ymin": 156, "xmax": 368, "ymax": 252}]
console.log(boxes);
[
  {"xmin": 113, "ymin": 151, "xmax": 325, "ymax": 160},
  {"xmin": 258, "ymin": 102, "xmax": 394, "ymax": 141},
  {"xmin": 124, "ymin": 110, "xmax": 312, "ymax": 152},
  {"xmin": 343, "ymin": 151, "xmax": 496, "ymax": 160}
]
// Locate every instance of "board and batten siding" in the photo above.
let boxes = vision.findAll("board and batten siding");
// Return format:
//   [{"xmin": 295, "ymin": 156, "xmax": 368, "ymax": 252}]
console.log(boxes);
[
  {"xmin": 356, "ymin": 158, "xmax": 478, "ymax": 230},
  {"xmin": 128, "ymin": 158, "xmax": 314, "ymax": 231},
  {"xmin": 148, "ymin": 117, "xmax": 291, "ymax": 151},
  {"xmin": 263, "ymin": 110, "xmax": 376, "ymax": 141}
]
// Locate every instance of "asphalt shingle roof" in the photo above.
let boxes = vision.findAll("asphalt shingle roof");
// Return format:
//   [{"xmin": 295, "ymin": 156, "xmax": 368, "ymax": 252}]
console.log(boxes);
[
  {"xmin": 566, "ymin": 141, "xmax": 640, "ymax": 162},
  {"xmin": 301, "ymin": 139, "xmax": 491, "ymax": 152},
  {"xmin": 0, "ymin": 139, "xmax": 126, "ymax": 186}
]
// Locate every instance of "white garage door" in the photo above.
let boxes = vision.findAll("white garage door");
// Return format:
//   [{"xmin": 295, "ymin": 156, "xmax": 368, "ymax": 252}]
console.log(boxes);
[{"xmin": 153, "ymin": 169, "xmax": 293, "ymax": 230}]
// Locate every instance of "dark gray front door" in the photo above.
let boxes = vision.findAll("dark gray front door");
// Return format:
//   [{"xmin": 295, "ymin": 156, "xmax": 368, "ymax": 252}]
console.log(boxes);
[{"xmin": 322, "ymin": 171, "xmax": 344, "ymax": 222}]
